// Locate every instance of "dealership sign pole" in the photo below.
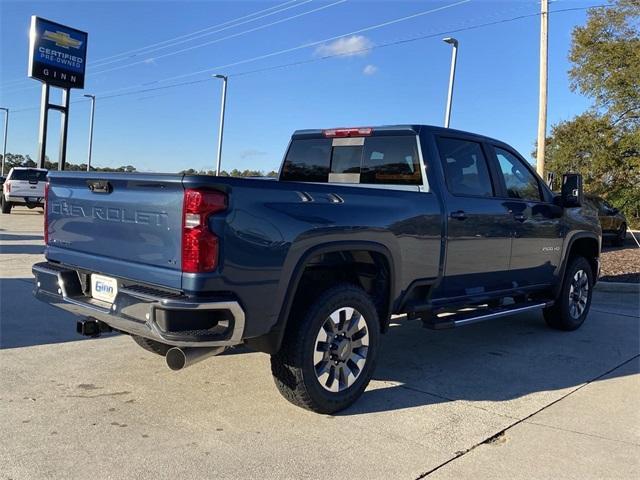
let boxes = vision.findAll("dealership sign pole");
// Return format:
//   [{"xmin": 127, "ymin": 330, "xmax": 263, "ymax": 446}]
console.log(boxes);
[{"xmin": 28, "ymin": 16, "xmax": 87, "ymax": 170}]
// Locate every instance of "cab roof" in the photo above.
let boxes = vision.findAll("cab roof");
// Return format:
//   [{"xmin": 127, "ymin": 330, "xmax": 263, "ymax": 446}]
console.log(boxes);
[{"xmin": 291, "ymin": 124, "xmax": 511, "ymax": 147}]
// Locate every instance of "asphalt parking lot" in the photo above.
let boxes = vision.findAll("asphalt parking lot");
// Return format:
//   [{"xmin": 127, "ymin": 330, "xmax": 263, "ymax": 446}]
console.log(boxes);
[{"xmin": 1, "ymin": 207, "xmax": 639, "ymax": 480}]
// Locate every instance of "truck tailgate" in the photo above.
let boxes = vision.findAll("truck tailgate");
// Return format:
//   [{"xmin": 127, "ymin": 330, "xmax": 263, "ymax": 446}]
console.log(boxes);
[{"xmin": 46, "ymin": 172, "xmax": 185, "ymax": 290}]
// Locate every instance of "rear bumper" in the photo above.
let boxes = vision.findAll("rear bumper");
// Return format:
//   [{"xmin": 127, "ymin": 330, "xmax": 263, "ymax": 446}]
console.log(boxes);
[
  {"xmin": 7, "ymin": 195, "xmax": 44, "ymax": 205},
  {"xmin": 32, "ymin": 262, "xmax": 245, "ymax": 348}
]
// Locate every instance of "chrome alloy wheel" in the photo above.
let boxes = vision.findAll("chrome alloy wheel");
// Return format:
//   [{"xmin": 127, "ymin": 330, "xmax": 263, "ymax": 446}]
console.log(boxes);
[
  {"xmin": 568, "ymin": 269, "xmax": 589, "ymax": 319},
  {"xmin": 313, "ymin": 307, "xmax": 369, "ymax": 393}
]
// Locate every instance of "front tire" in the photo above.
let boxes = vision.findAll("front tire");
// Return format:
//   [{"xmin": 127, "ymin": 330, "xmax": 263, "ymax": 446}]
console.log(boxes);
[
  {"xmin": 543, "ymin": 256, "xmax": 593, "ymax": 331},
  {"xmin": 271, "ymin": 284, "xmax": 380, "ymax": 414}
]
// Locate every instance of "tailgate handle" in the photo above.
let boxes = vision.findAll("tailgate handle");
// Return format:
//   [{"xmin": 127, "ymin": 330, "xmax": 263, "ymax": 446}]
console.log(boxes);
[{"xmin": 87, "ymin": 180, "xmax": 112, "ymax": 194}]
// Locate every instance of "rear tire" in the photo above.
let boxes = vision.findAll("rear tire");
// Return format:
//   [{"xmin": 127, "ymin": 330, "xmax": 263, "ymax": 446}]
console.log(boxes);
[
  {"xmin": 1, "ymin": 197, "xmax": 12, "ymax": 214},
  {"xmin": 612, "ymin": 223, "xmax": 626, "ymax": 246},
  {"xmin": 271, "ymin": 283, "xmax": 380, "ymax": 414},
  {"xmin": 543, "ymin": 256, "xmax": 593, "ymax": 331},
  {"xmin": 131, "ymin": 335, "xmax": 172, "ymax": 356}
]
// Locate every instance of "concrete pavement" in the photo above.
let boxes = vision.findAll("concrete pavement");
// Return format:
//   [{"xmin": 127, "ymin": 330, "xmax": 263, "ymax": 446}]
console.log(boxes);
[{"xmin": 1, "ymin": 207, "xmax": 639, "ymax": 479}]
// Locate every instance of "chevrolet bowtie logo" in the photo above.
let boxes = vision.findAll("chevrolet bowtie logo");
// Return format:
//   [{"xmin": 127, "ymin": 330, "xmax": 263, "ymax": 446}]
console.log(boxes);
[{"xmin": 42, "ymin": 30, "xmax": 82, "ymax": 49}]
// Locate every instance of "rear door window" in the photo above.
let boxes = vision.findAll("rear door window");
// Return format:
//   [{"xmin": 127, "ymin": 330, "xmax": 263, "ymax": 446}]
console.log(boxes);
[{"xmin": 437, "ymin": 138, "xmax": 494, "ymax": 197}]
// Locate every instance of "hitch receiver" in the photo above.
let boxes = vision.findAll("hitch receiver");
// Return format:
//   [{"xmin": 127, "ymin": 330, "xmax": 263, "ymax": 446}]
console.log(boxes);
[{"xmin": 76, "ymin": 318, "xmax": 112, "ymax": 337}]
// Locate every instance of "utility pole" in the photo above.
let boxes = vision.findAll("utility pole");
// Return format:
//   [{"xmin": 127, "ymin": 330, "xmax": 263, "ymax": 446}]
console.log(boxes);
[
  {"xmin": 0, "ymin": 108, "xmax": 8, "ymax": 176},
  {"xmin": 84, "ymin": 94, "xmax": 96, "ymax": 171},
  {"xmin": 536, "ymin": 0, "xmax": 549, "ymax": 177},
  {"xmin": 213, "ymin": 74, "xmax": 228, "ymax": 176},
  {"xmin": 443, "ymin": 37, "xmax": 458, "ymax": 128}
]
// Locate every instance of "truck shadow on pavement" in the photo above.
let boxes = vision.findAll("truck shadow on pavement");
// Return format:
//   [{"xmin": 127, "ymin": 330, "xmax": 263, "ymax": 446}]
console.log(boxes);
[
  {"xmin": 0, "ymin": 244, "xmax": 45, "ymax": 255},
  {"xmin": 0, "ymin": 233, "xmax": 44, "ymax": 242},
  {"xmin": 340, "ymin": 304, "xmax": 639, "ymax": 415},
  {"xmin": 0, "ymin": 278, "xmax": 116, "ymax": 349},
  {"xmin": 2, "ymin": 275, "xmax": 638, "ymax": 416}
]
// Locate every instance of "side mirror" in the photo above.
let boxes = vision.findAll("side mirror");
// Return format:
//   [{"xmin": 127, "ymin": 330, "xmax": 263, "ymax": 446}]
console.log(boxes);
[
  {"xmin": 610, "ymin": 207, "xmax": 619, "ymax": 215},
  {"xmin": 561, "ymin": 173, "xmax": 583, "ymax": 208}
]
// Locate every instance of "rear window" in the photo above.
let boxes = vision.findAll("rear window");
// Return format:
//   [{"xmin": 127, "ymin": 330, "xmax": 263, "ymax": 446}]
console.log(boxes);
[
  {"xmin": 281, "ymin": 135, "xmax": 423, "ymax": 186},
  {"xmin": 280, "ymin": 139, "xmax": 331, "ymax": 182},
  {"xmin": 361, "ymin": 136, "xmax": 421, "ymax": 185},
  {"xmin": 10, "ymin": 169, "xmax": 47, "ymax": 182}
]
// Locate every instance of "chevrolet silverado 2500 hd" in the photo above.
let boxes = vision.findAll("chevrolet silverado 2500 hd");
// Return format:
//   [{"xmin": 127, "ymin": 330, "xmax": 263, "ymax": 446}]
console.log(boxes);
[{"xmin": 33, "ymin": 125, "xmax": 601, "ymax": 413}]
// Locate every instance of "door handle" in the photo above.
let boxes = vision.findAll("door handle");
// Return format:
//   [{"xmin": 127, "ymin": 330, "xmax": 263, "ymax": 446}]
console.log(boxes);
[
  {"xmin": 450, "ymin": 210, "xmax": 467, "ymax": 220},
  {"xmin": 513, "ymin": 213, "xmax": 526, "ymax": 222},
  {"xmin": 87, "ymin": 180, "xmax": 112, "ymax": 194}
]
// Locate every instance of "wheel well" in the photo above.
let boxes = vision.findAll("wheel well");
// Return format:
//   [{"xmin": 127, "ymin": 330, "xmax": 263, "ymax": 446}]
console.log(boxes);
[
  {"xmin": 290, "ymin": 250, "xmax": 392, "ymax": 332},
  {"xmin": 568, "ymin": 237, "xmax": 599, "ymax": 275}
]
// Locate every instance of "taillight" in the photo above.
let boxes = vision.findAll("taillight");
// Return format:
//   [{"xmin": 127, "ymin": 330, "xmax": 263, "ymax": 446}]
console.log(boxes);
[
  {"xmin": 323, "ymin": 127, "xmax": 373, "ymax": 138},
  {"xmin": 182, "ymin": 188, "xmax": 226, "ymax": 273},
  {"xmin": 43, "ymin": 182, "xmax": 49, "ymax": 244},
  {"xmin": 5, "ymin": 181, "xmax": 10, "ymax": 193}
]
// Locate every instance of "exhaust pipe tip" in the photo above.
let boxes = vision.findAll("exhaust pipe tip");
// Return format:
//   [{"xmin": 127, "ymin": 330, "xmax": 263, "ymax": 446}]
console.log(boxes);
[
  {"xmin": 166, "ymin": 346, "xmax": 225, "ymax": 371},
  {"xmin": 166, "ymin": 347, "xmax": 187, "ymax": 371}
]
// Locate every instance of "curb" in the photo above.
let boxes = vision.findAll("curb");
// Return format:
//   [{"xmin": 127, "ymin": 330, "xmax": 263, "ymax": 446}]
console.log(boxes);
[{"xmin": 595, "ymin": 281, "xmax": 640, "ymax": 294}]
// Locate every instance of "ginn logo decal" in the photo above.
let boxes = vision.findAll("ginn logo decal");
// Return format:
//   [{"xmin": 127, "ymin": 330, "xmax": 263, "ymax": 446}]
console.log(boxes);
[
  {"xmin": 50, "ymin": 201, "xmax": 168, "ymax": 226},
  {"xmin": 95, "ymin": 281, "xmax": 114, "ymax": 295}
]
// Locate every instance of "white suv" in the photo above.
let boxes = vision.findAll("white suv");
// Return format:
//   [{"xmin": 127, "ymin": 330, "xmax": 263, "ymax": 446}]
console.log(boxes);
[{"xmin": 1, "ymin": 167, "xmax": 48, "ymax": 214}]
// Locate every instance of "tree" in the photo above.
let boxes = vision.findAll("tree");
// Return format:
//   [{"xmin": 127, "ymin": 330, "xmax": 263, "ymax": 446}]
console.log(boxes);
[
  {"xmin": 543, "ymin": 0, "xmax": 640, "ymax": 226},
  {"xmin": 569, "ymin": 0, "xmax": 640, "ymax": 125}
]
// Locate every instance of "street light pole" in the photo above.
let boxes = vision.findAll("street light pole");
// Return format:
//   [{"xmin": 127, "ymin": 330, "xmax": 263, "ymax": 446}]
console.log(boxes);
[
  {"xmin": 0, "ymin": 108, "xmax": 8, "ymax": 176},
  {"xmin": 213, "ymin": 74, "xmax": 228, "ymax": 176},
  {"xmin": 84, "ymin": 95, "xmax": 96, "ymax": 172},
  {"xmin": 443, "ymin": 37, "xmax": 458, "ymax": 129}
]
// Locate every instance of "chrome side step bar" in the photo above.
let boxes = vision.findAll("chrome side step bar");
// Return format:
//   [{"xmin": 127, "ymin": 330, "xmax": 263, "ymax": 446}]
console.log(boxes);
[{"xmin": 422, "ymin": 301, "xmax": 553, "ymax": 330}]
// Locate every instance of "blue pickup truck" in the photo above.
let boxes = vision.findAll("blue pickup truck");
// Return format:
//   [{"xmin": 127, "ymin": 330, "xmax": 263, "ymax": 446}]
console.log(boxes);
[{"xmin": 33, "ymin": 125, "xmax": 601, "ymax": 413}]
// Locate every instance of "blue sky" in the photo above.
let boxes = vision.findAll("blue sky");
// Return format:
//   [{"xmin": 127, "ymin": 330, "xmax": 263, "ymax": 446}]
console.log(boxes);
[{"xmin": 0, "ymin": 0, "xmax": 605, "ymax": 173}]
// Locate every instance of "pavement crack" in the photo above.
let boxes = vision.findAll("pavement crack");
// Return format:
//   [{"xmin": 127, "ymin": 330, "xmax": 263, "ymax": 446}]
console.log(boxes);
[
  {"xmin": 590, "ymin": 308, "xmax": 640, "ymax": 319},
  {"xmin": 523, "ymin": 420, "xmax": 640, "ymax": 447},
  {"xmin": 65, "ymin": 391, "xmax": 131, "ymax": 399},
  {"xmin": 414, "ymin": 353, "xmax": 640, "ymax": 479}
]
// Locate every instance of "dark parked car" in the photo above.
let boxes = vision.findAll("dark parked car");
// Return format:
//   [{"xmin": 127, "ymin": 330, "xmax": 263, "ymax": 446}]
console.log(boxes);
[
  {"xmin": 33, "ymin": 125, "xmax": 601, "ymax": 413},
  {"xmin": 585, "ymin": 195, "xmax": 627, "ymax": 246}
]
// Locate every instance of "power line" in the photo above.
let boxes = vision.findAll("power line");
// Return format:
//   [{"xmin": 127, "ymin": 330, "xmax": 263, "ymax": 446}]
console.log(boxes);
[
  {"xmin": 224, "ymin": 4, "xmax": 615, "ymax": 79},
  {"xmin": 28, "ymin": 0, "xmax": 472, "ymax": 102},
  {"xmin": 89, "ymin": 0, "xmax": 313, "ymax": 68},
  {"xmin": 8, "ymin": 3, "xmax": 612, "ymax": 113},
  {"xmin": 97, "ymin": 3, "xmax": 617, "ymax": 97},
  {"xmin": 90, "ymin": 0, "xmax": 348, "ymax": 75},
  {"xmin": 100, "ymin": 0, "xmax": 473, "ymax": 90}
]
